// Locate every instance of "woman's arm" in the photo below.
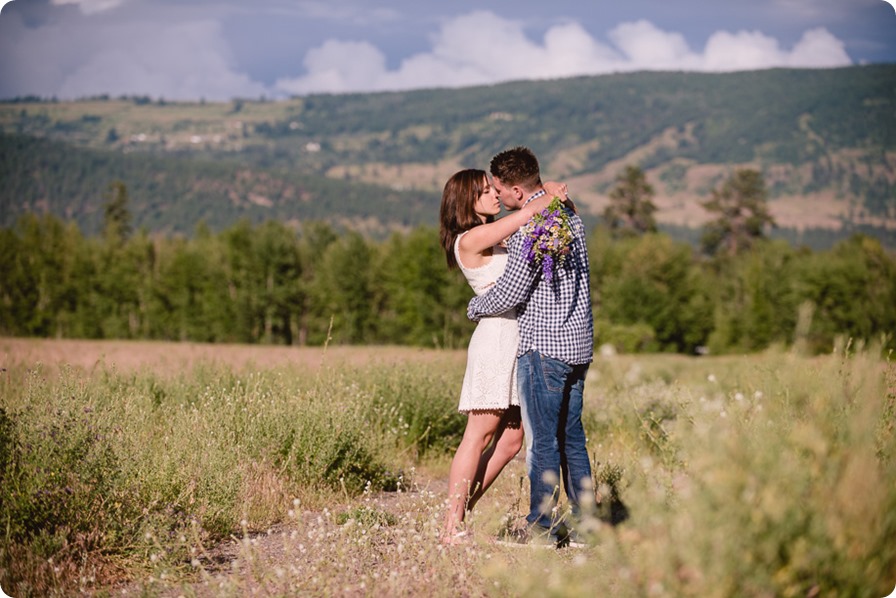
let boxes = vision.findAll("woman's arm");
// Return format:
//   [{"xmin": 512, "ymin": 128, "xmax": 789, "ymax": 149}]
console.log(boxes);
[
  {"xmin": 459, "ymin": 183, "xmax": 568, "ymax": 256},
  {"xmin": 467, "ymin": 233, "xmax": 534, "ymax": 320}
]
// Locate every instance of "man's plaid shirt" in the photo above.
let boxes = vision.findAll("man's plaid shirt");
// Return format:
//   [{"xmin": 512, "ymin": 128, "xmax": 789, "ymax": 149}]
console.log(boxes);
[{"xmin": 467, "ymin": 190, "xmax": 594, "ymax": 365}]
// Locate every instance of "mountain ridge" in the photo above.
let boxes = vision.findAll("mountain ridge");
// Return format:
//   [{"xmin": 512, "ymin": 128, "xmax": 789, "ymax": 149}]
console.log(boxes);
[{"xmin": 2, "ymin": 65, "xmax": 894, "ymax": 246}]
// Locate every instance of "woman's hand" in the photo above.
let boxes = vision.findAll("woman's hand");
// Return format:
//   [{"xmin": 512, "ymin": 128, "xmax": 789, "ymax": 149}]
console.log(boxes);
[
  {"xmin": 522, "ymin": 181, "xmax": 568, "ymax": 216},
  {"xmin": 538, "ymin": 181, "xmax": 577, "ymax": 214},
  {"xmin": 543, "ymin": 181, "xmax": 568, "ymax": 200}
]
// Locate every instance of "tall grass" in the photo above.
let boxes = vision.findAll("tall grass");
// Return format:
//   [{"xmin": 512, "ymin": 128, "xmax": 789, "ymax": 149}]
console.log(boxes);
[
  {"xmin": 0, "ymin": 357, "xmax": 464, "ymax": 595},
  {"xmin": 1, "ymin": 344, "xmax": 894, "ymax": 596},
  {"xmin": 514, "ymin": 345, "xmax": 896, "ymax": 597}
]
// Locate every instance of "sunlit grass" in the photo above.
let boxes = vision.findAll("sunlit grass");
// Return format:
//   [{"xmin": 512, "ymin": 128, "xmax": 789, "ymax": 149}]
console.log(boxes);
[{"xmin": 1, "ymin": 343, "xmax": 893, "ymax": 596}]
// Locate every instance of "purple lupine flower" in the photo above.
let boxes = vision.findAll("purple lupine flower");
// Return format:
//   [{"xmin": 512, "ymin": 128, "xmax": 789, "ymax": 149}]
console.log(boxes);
[
  {"xmin": 520, "ymin": 196, "xmax": 574, "ymax": 283},
  {"xmin": 542, "ymin": 254, "xmax": 554, "ymax": 281}
]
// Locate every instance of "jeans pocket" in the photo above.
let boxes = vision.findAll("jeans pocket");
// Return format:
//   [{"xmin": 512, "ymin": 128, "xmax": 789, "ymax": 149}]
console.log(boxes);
[{"xmin": 539, "ymin": 354, "xmax": 571, "ymax": 392}]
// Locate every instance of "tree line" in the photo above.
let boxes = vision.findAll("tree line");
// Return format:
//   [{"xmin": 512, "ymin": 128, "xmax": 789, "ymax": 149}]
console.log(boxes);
[{"xmin": 2, "ymin": 172, "xmax": 894, "ymax": 354}]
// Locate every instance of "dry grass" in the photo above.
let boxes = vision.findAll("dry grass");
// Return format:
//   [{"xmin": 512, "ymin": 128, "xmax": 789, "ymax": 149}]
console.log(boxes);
[
  {"xmin": 1, "ymin": 338, "xmax": 894, "ymax": 597},
  {"xmin": 0, "ymin": 337, "xmax": 463, "ymax": 377}
]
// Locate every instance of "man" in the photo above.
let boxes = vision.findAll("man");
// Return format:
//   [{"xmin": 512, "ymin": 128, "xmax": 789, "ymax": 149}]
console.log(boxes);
[{"xmin": 467, "ymin": 146, "xmax": 596, "ymax": 547}]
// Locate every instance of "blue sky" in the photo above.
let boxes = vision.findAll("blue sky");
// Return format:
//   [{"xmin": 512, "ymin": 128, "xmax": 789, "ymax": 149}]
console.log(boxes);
[{"xmin": 0, "ymin": 0, "xmax": 893, "ymax": 101}]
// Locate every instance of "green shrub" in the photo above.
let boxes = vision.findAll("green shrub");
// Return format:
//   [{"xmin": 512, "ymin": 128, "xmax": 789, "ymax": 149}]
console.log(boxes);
[
  {"xmin": 596, "ymin": 319, "xmax": 658, "ymax": 353},
  {"xmin": 364, "ymin": 365, "xmax": 466, "ymax": 458}
]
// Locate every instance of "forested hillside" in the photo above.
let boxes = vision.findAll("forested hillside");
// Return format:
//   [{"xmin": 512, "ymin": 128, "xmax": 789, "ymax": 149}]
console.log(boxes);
[
  {"xmin": 1, "ymin": 65, "xmax": 894, "ymax": 244},
  {"xmin": 0, "ymin": 133, "xmax": 436, "ymax": 236}
]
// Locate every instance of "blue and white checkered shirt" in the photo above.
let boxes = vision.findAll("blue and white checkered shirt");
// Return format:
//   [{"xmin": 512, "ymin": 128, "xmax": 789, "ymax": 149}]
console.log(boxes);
[{"xmin": 467, "ymin": 190, "xmax": 594, "ymax": 365}]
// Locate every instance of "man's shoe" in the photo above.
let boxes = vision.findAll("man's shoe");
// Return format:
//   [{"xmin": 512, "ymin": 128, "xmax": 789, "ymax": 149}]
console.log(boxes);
[
  {"xmin": 556, "ymin": 533, "xmax": 588, "ymax": 549},
  {"xmin": 497, "ymin": 524, "xmax": 583, "ymax": 549},
  {"xmin": 496, "ymin": 525, "xmax": 555, "ymax": 548},
  {"xmin": 553, "ymin": 523, "xmax": 588, "ymax": 549}
]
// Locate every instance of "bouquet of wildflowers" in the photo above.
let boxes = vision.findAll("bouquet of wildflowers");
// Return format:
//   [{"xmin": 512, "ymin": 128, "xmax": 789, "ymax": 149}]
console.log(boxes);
[{"xmin": 520, "ymin": 196, "xmax": 573, "ymax": 282}]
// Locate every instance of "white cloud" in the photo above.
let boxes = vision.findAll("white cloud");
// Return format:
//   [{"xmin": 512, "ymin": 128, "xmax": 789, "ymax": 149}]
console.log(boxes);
[
  {"xmin": 702, "ymin": 30, "xmax": 788, "ymax": 71},
  {"xmin": 786, "ymin": 27, "xmax": 851, "ymax": 67},
  {"xmin": 608, "ymin": 20, "xmax": 701, "ymax": 70},
  {"xmin": 702, "ymin": 26, "xmax": 850, "ymax": 71},
  {"xmin": 0, "ymin": 11, "xmax": 268, "ymax": 100},
  {"xmin": 51, "ymin": 0, "xmax": 127, "ymax": 15},
  {"xmin": 276, "ymin": 11, "xmax": 623, "ymax": 94},
  {"xmin": 59, "ymin": 22, "xmax": 268, "ymax": 101},
  {"xmin": 539, "ymin": 21, "xmax": 621, "ymax": 76},
  {"xmin": 59, "ymin": 20, "xmax": 268, "ymax": 100},
  {"xmin": 0, "ymin": 7, "xmax": 857, "ymax": 101},
  {"xmin": 283, "ymin": 39, "xmax": 388, "ymax": 94},
  {"xmin": 275, "ymin": 11, "xmax": 853, "ymax": 96}
]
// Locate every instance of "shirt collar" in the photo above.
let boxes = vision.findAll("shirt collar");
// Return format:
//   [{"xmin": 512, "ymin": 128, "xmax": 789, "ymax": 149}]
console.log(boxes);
[{"xmin": 522, "ymin": 189, "xmax": 546, "ymax": 207}]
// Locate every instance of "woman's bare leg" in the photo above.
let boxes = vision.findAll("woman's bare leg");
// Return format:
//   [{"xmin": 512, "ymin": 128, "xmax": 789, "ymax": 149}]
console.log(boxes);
[
  {"xmin": 442, "ymin": 407, "xmax": 524, "ymax": 543},
  {"xmin": 442, "ymin": 410, "xmax": 503, "ymax": 543},
  {"xmin": 466, "ymin": 406, "xmax": 523, "ymax": 512}
]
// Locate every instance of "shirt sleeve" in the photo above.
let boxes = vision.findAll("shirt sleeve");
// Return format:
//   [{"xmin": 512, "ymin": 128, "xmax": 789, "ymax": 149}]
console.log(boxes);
[{"xmin": 467, "ymin": 231, "xmax": 538, "ymax": 321}]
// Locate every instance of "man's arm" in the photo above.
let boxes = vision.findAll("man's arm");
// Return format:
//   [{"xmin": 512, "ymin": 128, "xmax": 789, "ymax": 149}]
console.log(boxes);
[{"xmin": 467, "ymin": 232, "xmax": 538, "ymax": 321}]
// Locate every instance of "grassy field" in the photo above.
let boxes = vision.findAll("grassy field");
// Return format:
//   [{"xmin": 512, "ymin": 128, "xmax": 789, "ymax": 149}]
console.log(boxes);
[{"xmin": 0, "ymin": 338, "xmax": 894, "ymax": 597}]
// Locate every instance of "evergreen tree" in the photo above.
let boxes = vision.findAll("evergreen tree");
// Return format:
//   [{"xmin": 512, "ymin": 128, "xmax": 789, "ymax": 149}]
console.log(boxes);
[
  {"xmin": 701, "ymin": 169, "xmax": 776, "ymax": 256},
  {"xmin": 374, "ymin": 227, "xmax": 467, "ymax": 347},
  {"xmin": 310, "ymin": 232, "xmax": 374, "ymax": 344},
  {"xmin": 222, "ymin": 219, "xmax": 264, "ymax": 343},
  {"xmin": 296, "ymin": 221, "xmax": 338, "ymax": 345},
  {"xmin": 125, "ymin": 230, "xmax": 157, "ymax": 339},
  {"xmin": 254, "ymin": 221, "xmax": 303, "ymax": 344},
  {"xmin": 603, "ymin": 165, "xmax": 657, "ymax": 237},
  {"xmin": 102, "ymin": 180, "xmax": 132, "ymax": 246}
]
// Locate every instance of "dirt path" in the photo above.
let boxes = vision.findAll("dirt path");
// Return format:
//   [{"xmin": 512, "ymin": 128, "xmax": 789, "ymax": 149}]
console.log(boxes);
[{"xmin": 104, "ymin": 473, "xmax": 463, "ymax": 597}]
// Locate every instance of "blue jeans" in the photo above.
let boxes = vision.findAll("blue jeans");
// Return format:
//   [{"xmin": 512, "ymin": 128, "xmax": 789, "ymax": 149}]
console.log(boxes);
[{"xmin": 517, "ymin": 350, "xmax": 593, "ymax": 531}]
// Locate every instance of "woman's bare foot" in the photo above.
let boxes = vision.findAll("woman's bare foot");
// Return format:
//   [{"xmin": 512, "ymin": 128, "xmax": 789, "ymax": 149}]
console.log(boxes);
[{"xmin": 440, "ymin": 529, "xmax": 470, "ymax": 546}]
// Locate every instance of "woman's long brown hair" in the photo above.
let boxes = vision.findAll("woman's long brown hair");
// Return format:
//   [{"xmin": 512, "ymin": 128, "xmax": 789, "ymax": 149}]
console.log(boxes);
[{"xmin": 439, "ymin": 169, "xmax": 493, "ymax": 269}]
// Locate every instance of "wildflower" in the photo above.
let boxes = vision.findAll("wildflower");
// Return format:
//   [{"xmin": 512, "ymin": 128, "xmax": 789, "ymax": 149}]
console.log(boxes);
[{"xmin": 520, "ymin": 197, "xmax": 573, "ymax": 283}]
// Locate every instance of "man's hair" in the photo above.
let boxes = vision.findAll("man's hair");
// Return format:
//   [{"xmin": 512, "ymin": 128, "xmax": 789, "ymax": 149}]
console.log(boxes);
[{"xmin": 489, "ymin": 146, "xmax": 542, "ymax": 190}]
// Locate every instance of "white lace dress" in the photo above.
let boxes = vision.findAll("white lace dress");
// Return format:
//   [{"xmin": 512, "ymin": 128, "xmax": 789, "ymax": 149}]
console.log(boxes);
[{"xmin": 454, "ymin": 232, "xmax": 520, "ymax": 413}]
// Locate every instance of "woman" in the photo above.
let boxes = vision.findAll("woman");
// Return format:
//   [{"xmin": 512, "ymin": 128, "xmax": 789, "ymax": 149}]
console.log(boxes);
[{"xmin": 438, "ymin": 168, "xmax": 569, "ymax": 544}]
